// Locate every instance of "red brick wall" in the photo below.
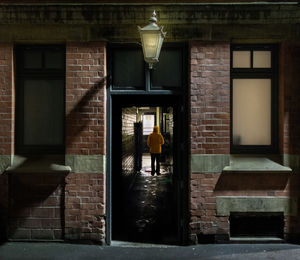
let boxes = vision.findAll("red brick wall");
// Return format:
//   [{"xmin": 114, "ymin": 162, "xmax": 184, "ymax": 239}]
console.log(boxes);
[
  {"xmin": 65, "ymin": 42, "xmax": 106, "ymax": 243},
  {"xmin": 190, "ymin": 42, "xmax": 230, "ymax": 155},
  {"xmin": 65, "ymin": 42, "xmax": 106, "ymax": 155},
  {"xmin": 8, "ymin": 173, "xmax": 65, "ymax": 240},
  {"xmin": 65, "ymin": 173, "xmax": 105, "ymax": 241},
  {"xmin": 0, "ymin": 43, "xmax": 14, "ymax": 241},
  {"xmin": 189, "ymin": 41, "xmax": 230, "ymax": 242},
  {"xmin": 280, "ymin": 41, "xmax": 300, "ymax": 155},
  {"xmin": 189, "ymin": 41, "xmax": 300, "ymax": 242},
  {"xmin": 0, "ymin": 43, "xmax": 14, "ymax": 155},
  {"xmin": 279, "ymin": 41, "xmax": 300, "ymax": 240}
]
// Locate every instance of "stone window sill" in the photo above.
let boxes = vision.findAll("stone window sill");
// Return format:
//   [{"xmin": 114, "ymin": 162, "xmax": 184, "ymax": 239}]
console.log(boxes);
[
  {"xmin": 5, "ymin": 155, "xmax": 71, "ymax": 174},
  {"xmin": 223, "ymin": 156, "xmax": 292, "ymax": 173}
]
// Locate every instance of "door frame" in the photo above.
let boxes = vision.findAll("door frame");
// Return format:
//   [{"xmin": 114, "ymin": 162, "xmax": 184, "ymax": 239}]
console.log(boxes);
[{"xmin": 105, "ymin": 43, "xmax": 189, "ymax": 245}]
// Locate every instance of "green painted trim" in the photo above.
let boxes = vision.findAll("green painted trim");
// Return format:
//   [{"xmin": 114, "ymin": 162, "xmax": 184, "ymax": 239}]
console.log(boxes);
[
  {"xmin": 216, "ymin": 196, "xmax": 297, "ymax": 216},
  {"xmin": 65, "ymin": 154, "xmax": 106, "ymax": 174},
  {"xmin": 191, "ymin": 154, "xmax": 230, "ymax": 173},
  {"xmin": 0, "ymin": 155, "xmax": 12, "ymax": 174}
]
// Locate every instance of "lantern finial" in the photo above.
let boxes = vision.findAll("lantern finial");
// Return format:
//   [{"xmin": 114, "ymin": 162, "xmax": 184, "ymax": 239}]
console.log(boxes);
[{"xmin": 149, "ymin": 11, "xmax": 157, "ymax": 24}]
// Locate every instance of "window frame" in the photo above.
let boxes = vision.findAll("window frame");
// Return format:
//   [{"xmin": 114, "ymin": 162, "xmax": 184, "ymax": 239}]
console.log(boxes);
[
  {"xmin": 230, "ymin": 44, "xmax": 278, "ymax": 154},
  {"xmin": 107, "ymin": 43, "xmax": 187, "ymax": 94},
  {"xmin": 15, "ymin": 45, "xmax": 66, "ymax": 155}
]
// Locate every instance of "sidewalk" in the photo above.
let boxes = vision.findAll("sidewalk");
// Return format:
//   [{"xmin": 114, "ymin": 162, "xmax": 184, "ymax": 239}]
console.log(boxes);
[{"xmin": 1, "ymin": 242, "xmax": 300, "ymax": 260}]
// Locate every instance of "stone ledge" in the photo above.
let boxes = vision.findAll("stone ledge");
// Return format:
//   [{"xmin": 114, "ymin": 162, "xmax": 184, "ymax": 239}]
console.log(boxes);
[
  {"xmin": 216, "ymin": 196, "xmax": 297, "ymax": 216},
  {"xmin": 65, "ymin": 154, "xmax": 105, "ymax": 174},
  {"xmin": 5, "ymin": 155, "xmax": 71, "ymax": 174},
  {"xmin": 0, "ymin": 155, "xmax": 12, "ymax": 174},
  {"xmin": 223, "ymin": 156, "xmax": 292, "ymax": 173}
]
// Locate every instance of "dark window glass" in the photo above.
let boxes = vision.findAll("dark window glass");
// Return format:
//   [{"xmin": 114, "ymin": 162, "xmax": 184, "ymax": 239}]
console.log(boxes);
[
  {"xmin": 23, "ymin": 50, "xmax": 43, "ymax": 69},
  {"xmin": 152, "ymin": 49, "xmax": 182, "ymax": 88},
  {"xmin": 112, "ymin": 49, "xmax": 144, "ymax": 89},
  {"xmin": 45, "ymin": 50, "xmax": 64, "ymax": 69},
  {"xmin": 23, "ymin": 79, "xmax": 64, "ymax": 146},
  {"xmin": 16, "ymin": 45, "xmax": 65, "ymax": 154}
]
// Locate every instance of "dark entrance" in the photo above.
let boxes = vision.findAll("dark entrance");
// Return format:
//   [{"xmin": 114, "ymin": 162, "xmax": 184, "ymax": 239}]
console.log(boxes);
[
  {"xmin": 110, "ymin": 95, "xmax": 186, "ymax": 244},
  {"xmin": 106, "ymin": 44, "xmax": 188, "ymax": 245}
]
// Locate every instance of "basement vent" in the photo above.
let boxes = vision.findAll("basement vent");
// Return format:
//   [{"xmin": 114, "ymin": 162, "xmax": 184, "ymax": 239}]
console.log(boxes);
[{"xmin": 230, "ymin": 212, "xmax": 284, "ymax": 238}]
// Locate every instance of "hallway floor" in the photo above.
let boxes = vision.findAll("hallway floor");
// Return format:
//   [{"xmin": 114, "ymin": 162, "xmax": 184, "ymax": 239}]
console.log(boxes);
[{"xmin": 116, "ymin": 154, "xmax": 176, "ymax": 244}]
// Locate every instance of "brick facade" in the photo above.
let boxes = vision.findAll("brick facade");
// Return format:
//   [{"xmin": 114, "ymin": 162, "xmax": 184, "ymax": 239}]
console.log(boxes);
[
  {"xmin": 0, "ymin": 3, "xmax": 300, "ymax": 245},
  {"xmin": 279, "ymin": 42, "xmax": 300, "ymax": 240},
  {"xmin": 189, "ymin": 40, "xmax": 300, "ymax": 243},
  {"xmin": 189, "ymin": 41, "xmax": 230, "ymax": 242},
  {"xmin": 65, "ymin": 173, "xmax": 105, "ymax": 242},
  {"xmin": 65, "ymin": 42, "xmax": 106, "ymax": 243},
  {"xmin": 0, "ymin": 43, "xmax": 14, "ymax": 156},
  {"xmin": 65, "ymin": 42, "xmax": 106, "ymax": 156},
  {"xmin": 0, "ymin": 43, "xmax": 13, "ymax": 241},
  {"xmin": 190, "ymin": 42, "xmax": 230, "ymax": 155}
]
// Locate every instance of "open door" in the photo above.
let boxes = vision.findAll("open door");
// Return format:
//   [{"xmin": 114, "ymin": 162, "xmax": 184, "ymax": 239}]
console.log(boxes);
[{"xmin": 110, "ymin": 95, "xmax": 187, "ymax": 245}]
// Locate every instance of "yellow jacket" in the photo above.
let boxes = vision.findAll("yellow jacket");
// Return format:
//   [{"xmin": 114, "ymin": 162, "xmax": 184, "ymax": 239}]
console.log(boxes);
[{"xmin": 147, "ymin": 126, "xmax": 164, "ymax": 154}]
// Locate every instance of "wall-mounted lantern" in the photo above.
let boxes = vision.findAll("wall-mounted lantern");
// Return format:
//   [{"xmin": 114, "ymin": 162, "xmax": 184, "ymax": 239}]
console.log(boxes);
[{"xmin": 138, "ymin": 11, "xmax": 166, "ymax": 69}]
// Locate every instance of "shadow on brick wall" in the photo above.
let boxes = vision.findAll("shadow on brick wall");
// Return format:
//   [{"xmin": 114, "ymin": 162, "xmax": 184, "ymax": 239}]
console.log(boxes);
[
  {"xmin": 66, "ymin": 77, "xmax": 106, "ymax": 151},
  {"xmin": 7, "ymin": 169, "xmax": 67, "ymax": 241}
]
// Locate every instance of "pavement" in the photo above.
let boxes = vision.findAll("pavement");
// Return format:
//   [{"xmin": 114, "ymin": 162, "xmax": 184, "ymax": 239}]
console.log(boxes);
[{"xmin": 1, "ymin": 242, "xmax": 300, "ymax": 260}]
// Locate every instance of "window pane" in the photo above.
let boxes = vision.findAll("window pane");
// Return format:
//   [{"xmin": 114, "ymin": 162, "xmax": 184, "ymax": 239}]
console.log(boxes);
[
  {"xmin": 24, "ymin": 50, "xmax": 43, "ymax": 69},
  {"xmin": 253, "ymin": 51, "xmax": 271, "ymax": 68},
  {"xmin": 233, "ymin": 79, "xmax": 271, "ymax": 145},
  {"xmin": 23, "ymin": 79, "xmax": 64, "ymax": 145},
  {"xmin": 143, "ymin": 114, "xmax": 155, "ymax": 135},
  {"xmin": 232, "ymin": 51, "xmax": 251, "ymax": 68},
  {"xmin": 152, "ymin": 49, "xmax": 182, "ymax": 88},
  {"xmin": 45, "ymin": 50, "xmax": 64, "ymax": 69},
  {"xmin": 113, "ymin": 50, "xmax": 144, "ymax": 88}
]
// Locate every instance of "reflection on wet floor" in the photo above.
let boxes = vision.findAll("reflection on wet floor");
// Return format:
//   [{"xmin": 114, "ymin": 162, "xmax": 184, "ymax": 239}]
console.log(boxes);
[{"xmin": 118, "ymin": 154, "xmax": 175, "ymax": 244}]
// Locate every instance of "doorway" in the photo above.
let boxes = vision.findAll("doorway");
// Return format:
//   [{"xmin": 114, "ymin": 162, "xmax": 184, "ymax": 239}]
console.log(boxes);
[{"xmin": 109, "ymin": 95, "xmax": 186, "ymax": 245}]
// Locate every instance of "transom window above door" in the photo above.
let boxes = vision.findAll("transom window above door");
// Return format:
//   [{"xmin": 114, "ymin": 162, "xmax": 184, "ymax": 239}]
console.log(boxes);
[{"xmin": 109, "ymin": 44, "xmax": 186, "ymax": 92}]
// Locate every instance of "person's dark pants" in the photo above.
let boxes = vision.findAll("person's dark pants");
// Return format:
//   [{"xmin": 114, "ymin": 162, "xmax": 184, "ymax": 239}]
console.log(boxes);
[{"xmin": 151, "ymin": 153, "xmax": 161, "ymax": 175}]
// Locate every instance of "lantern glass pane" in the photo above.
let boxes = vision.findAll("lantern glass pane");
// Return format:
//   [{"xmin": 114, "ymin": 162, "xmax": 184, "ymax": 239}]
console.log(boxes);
[{"xmin": 142, "ymin": 33, "xmax": 160, "ymax": 59}]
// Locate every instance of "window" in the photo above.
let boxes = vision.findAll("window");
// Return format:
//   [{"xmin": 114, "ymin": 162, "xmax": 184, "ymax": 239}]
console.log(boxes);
[
  {"xmin": 230, "ymin": 45, "xmax": 278, "ymax": 153},
  {"xmin": 15, "ymin": 46, "xmax": 65, "ymax": 154},
  {"xmin": 109, "ymin": 44, "xmax": 185, "ymax": 91}
]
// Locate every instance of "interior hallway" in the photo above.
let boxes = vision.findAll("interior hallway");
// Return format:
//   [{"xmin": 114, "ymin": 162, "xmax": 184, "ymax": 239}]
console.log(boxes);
[{"xmin": 116, "ymin": 154, "xmax": 176, "ymax": 244}]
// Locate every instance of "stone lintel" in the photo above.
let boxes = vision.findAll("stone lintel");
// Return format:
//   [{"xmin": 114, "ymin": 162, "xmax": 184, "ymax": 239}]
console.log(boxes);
[{"xmin": 216, "ymin": 196, "xmax": 297, "ymax": 216}]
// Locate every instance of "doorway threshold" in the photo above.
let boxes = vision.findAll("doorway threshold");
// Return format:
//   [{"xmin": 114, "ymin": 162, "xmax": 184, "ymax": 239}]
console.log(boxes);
[{"xmin": 111, "ymin": 241, "xmax": 176, "ymax": 248}]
